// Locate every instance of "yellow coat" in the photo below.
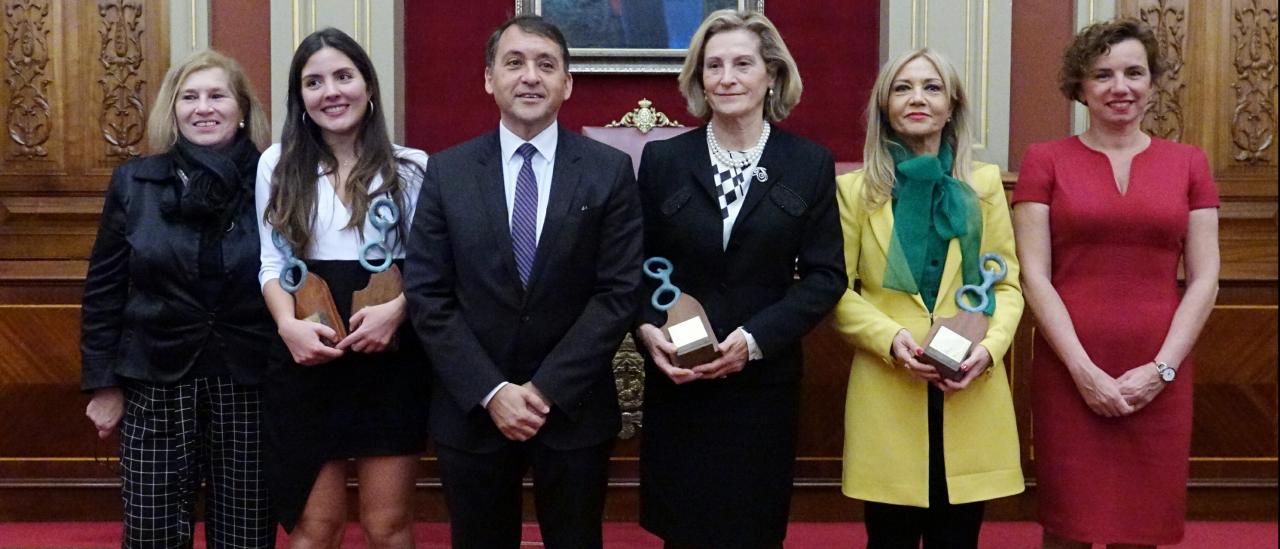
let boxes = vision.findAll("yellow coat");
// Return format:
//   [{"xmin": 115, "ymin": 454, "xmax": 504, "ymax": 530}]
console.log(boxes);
[{"xmin": 834, "ymin": 163, "xmax": 1024, "ymax": 507}]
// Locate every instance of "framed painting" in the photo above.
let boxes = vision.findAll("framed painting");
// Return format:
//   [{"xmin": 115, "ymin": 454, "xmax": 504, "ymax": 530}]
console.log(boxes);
[{"xmin": 514, "ymin": 0, "xmax": 765, "ymax": 73}]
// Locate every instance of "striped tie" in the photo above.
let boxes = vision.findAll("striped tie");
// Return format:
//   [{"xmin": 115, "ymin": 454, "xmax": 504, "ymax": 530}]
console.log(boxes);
[{"xmin": 511, "ymin": 143, "xmax": 539, "ymax": 287}]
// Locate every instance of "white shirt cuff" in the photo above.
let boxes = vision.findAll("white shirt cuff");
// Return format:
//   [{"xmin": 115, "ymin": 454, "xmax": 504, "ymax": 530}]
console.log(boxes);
[
  {"xmin": 481, "ymin": 381, "xmax": 509, "ymax": 409},
  {"xmin": 742, "ymin": 328, "xmax": 764, "ymax": 361}
]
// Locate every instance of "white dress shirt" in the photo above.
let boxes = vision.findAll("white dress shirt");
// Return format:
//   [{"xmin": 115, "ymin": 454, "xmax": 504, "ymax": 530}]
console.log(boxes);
[
  {"xmin": 499, "ymin": 120, "xmax": 557, "ymax": 243},
  {"xmin": 706, "ymin": 140, "xmax": 765, "ymax": 362},
  {"xmin": 255, "ymin": 143, "xmax": 428, "ymax": 289}
]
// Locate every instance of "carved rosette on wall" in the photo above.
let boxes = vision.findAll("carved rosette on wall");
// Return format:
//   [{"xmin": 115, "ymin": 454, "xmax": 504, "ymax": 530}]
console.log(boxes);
[
  {"xmin": 1138, "ymin": 0, "xmax": 1188, "ymax": 141},
  {"xmin": 1231, "ymin": 0, "xmax": 1278, "ymax": 164},
  {"xmin": 4, "ymin": 0, "xmax": 52, "ymax": 159},
  {"xmin": 613, "ymin": 333, "xmax": 645, "ymax": 439},
  {"xmin": 97, "ymin": 0, "xmax": 145, "ymax": 159}
]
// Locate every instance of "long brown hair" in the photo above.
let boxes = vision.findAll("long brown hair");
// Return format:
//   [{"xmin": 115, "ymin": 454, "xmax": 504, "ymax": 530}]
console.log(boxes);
[{"xmin": 263, "ymin": 28, "xmax": 408, "ymax": 254}]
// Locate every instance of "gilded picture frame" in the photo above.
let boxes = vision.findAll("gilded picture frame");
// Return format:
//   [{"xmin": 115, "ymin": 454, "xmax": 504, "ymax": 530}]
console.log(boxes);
[{"xmin": 513, "ymin": 0, "xmax": 765, "ymax": 73}]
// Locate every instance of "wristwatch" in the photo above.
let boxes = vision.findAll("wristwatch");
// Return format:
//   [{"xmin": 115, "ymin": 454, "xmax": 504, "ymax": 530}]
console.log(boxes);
[{"xmin": 1154, "ymin": 361, "xmax": 1176, "ymax": 383}]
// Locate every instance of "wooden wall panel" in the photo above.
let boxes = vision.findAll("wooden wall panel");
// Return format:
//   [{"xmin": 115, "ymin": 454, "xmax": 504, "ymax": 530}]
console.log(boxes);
[
  {"xmin": 1214, "ymin": 0, "xmax": 1278, "ymax": 193},
  {"xmin": 0, "ymin": 305, "xmax": 80, "ymax": 383},
  {"xmin": 1, "ymin": 0, "xmax": 64, "ymax": 173},
  {"xmin": 0, "ymin": 0, "xmax": 168, "ymax": 193},
  {"xmin": 0, "ymin": 0, "xmax": 168, "ymax": 298},
  {"xmin": 0, "ymin": 0, "xmax": 170, "ymax": 518}
]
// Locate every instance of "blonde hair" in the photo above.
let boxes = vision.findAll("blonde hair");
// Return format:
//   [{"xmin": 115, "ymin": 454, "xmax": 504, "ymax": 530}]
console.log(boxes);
[
  {"xmin": 860, "ymin": 48, "xmax": 978, "ymax": 208},
  {"xmin": 678, "ymin": 9, "xmax": 802, "ymax": 122},
  {"xmin": 146, "ymin": 49, "xmax": 270, "ymax": 153}
]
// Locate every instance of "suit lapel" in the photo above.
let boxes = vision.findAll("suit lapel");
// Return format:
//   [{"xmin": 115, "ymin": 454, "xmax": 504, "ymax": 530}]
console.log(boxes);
[
  {"xmin": 687, "ymin": 126, "xmax": 720, "ymax": 204},
  {"xmin": 935, "ymin": 238, "xmax": 964, "ymax": 312},
  {"xmin": 868, "ymin": 200, "xmax": 929, "ymax": 312},
  {"xmin": 476, "ymin": 132, "xmax": 521, "ymax": 289},
  {"xmin": 868, "ymin": 201, "xmax": 894, "ymax": 258},
  {"xmin": 526, "ymin": 127, "xmax": 583, "ymax": 292}
]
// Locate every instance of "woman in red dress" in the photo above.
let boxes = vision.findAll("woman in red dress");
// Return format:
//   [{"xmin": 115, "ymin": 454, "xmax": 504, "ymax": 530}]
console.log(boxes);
[{"xmin": 1011, "ymin": 20, "xmax": 1219, "ymax": 548}]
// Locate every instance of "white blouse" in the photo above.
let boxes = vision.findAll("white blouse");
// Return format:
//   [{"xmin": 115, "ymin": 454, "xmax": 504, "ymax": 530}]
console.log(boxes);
[{"xmin": 255, "ymin": 142, "xmax": 428, "ymax": 289}]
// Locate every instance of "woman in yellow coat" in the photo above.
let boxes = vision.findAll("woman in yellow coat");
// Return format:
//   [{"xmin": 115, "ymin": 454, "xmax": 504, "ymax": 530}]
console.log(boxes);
[{"xmin": 834, "ymin": 48, "xmax": 1024, "ymax": 546}]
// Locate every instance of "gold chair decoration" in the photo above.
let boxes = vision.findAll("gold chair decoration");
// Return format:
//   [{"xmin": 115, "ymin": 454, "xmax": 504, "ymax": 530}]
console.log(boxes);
[
  {"xmin": 605, "ymin": 99, "xmax": 683, "ymax": 134},
  {"xmin": 612, "ymin": 333, "xmax": 646, "ymax": 439}
]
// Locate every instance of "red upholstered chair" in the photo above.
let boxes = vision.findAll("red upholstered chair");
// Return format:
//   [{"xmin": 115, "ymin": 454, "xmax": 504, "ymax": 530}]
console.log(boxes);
[
  {"xmin": 582, "ymin": 99, "xmax": 863, "ymax": 178},
  {"xmin": 836, "ymin": 161, "xmax": 863, "ymax": 176},
  {"xmin": 581, "ymin": 99, "xmax": 695, "ymax": 178}
]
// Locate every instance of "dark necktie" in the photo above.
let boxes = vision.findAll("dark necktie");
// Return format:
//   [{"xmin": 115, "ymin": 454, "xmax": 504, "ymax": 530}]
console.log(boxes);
[{"xmin": 511, "ymin": 143, "xmax": 539, "ymax": 287}]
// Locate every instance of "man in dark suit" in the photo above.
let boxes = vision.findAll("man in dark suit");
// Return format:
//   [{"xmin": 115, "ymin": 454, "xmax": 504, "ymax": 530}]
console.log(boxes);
[{"xmin": 403, "ymin": 14, "xmax": 642, "ymax": 549}]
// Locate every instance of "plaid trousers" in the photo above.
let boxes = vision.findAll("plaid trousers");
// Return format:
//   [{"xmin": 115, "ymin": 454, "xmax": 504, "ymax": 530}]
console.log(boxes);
[{"xmin": 120, "ymin": 377, "xmax": 275, "ymax": 549}]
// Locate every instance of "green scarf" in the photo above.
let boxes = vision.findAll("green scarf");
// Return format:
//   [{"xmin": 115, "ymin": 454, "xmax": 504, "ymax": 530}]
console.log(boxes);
[{"xmin": 883, "ymin": 142, "xmax": 992, "ymax": 314}]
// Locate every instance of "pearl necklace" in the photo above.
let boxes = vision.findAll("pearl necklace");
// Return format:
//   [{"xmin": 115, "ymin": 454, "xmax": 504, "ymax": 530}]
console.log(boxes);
[{"xmin": 707, "ymin": 121, "xmax": 770, "ymax": 170}]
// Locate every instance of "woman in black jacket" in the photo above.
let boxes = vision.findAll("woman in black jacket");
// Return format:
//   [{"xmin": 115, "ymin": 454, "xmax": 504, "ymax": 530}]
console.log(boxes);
[
  {"xmin": 634, "ymin": 10, "xmax": 846, "ymax": 549},
  {"xmin": 80, "ymin": 49, "xmax": 275, "ymax": 548}
]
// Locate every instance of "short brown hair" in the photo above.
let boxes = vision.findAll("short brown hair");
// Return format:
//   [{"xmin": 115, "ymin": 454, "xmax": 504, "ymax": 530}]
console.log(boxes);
[
  {"xmin": 678, "ymin": 9, "xmax": 801, "ymax": 122},
  {"xmin": 1059, "ymin": 19, "xmax": 1162, "ymax": 104}
]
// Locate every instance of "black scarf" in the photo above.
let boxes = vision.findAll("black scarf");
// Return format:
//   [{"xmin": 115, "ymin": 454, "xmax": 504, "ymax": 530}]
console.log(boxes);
[
  {"xmin": 163, "ymin": 134, "xmax": 261, "ymax": 307},
  {"xmin": 163, "ymin": 134, "xmax": 260, "ymax": 228}
]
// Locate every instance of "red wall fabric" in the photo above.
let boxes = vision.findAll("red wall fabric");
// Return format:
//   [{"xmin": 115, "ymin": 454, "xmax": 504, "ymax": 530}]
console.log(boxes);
[
  {"xmin": 403, "ymin": 2, "xmax": 879, "ymax": 161},
  {"xmin": 1008, "ymin": 0, "xmax": 1074, "ymax": 172},
  {"xmin": 210, "ymin": 0, "xmax": 271, "ymax": 119}
]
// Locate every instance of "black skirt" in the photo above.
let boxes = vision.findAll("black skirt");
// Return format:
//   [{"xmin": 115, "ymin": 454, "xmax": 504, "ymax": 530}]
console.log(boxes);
[
  {"xmin": 262, "ymin": 259, "xmax": 429, "ymax": 531},
  {"xmin": 639, "ymin": 374, "xmax": 801, "ymax": 545}
]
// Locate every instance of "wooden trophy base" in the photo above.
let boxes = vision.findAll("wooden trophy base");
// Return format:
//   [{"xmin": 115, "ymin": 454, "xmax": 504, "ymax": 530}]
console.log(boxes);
[
  {"xmin": 661, "ymin": 293, "xmax": 721, "ymax": 368},
  {"xmin": 294, "ymin": 273, "xmax": 348, "ymax": 344},
  {"xmin": 351, "ymin": 265, "xmax": 403, "ymax": 350},
  {"xmin": 920, "ymin": 311, "xmax": 989, "ymax": 381}
]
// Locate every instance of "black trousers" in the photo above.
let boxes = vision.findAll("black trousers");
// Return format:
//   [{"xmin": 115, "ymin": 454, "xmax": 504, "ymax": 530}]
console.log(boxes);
[
  {"xmin": 436, "ymin": 438, "xmax": 614, "ymax": 549},
  {"xmin": 864, "ymin": 386, "xmax": 985, "ymax": 549},
  {"xmin": 119, "ymin": 377, "xmax": 275, "ymax": 549}
]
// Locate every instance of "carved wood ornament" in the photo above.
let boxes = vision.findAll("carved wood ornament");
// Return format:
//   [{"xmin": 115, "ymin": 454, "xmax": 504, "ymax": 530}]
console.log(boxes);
[
  {"xmin": 613, "ymin": 334, "xmax": 645, "ymax": 438},
  {"xmin": 97, "ymin": 0, "xmax": 145, "ymax": 159},
  {"xmin": 1231, "ymin": 0, "xmax": 1278, "ymax": 164},
  {"xmin": 4, "ymin": 0, "xmax": 52, "ymax": 159},
  {"xmin": 1138, "ymin": 0, "xmax": 1187, "ymax": 141}
]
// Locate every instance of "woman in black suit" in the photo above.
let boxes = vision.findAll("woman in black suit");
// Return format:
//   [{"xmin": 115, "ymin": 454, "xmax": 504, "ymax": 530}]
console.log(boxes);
[
  {"xmin": 634, "ymin": 9, "xmax": 846, "ymax": 549},
  {"xmin": 80, "ymin": 49, "xmax": 275, "ymax": 548}
]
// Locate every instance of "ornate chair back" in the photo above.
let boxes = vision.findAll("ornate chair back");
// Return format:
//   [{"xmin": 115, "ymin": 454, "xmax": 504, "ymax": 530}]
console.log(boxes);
[
  {"xmin": 581, "ymin": 99, "xmax": 694, "ymax": 177},
  {"xmin": 583, "ymin": 99, "xmax": 692, "ymax": 439}
]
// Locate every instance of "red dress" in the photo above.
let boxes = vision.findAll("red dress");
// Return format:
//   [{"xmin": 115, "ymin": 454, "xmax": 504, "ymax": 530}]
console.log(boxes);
[{"xmin": 1012, "ymin": 136, "xmax": 1218, "ymax": 544}]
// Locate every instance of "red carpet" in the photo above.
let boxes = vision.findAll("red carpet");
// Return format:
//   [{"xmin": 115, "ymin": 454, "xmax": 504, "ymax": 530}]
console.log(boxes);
[{"xmin": 0, "ymin": 522, "xmax": 1275, "ymax": 548}]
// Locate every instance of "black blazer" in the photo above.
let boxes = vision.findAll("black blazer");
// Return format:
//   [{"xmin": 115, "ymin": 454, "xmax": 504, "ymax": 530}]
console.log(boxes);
[
  {"xmin": 404, "ymin": 127, "xmax": 643, "ymax": 452},
  {"xmin": 638, "ymin": 126, "xmax": 846, "ymax": 388},
  {"xmin": 80, "ymin": 153, "xmax": 273, "ymax": 391}
]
